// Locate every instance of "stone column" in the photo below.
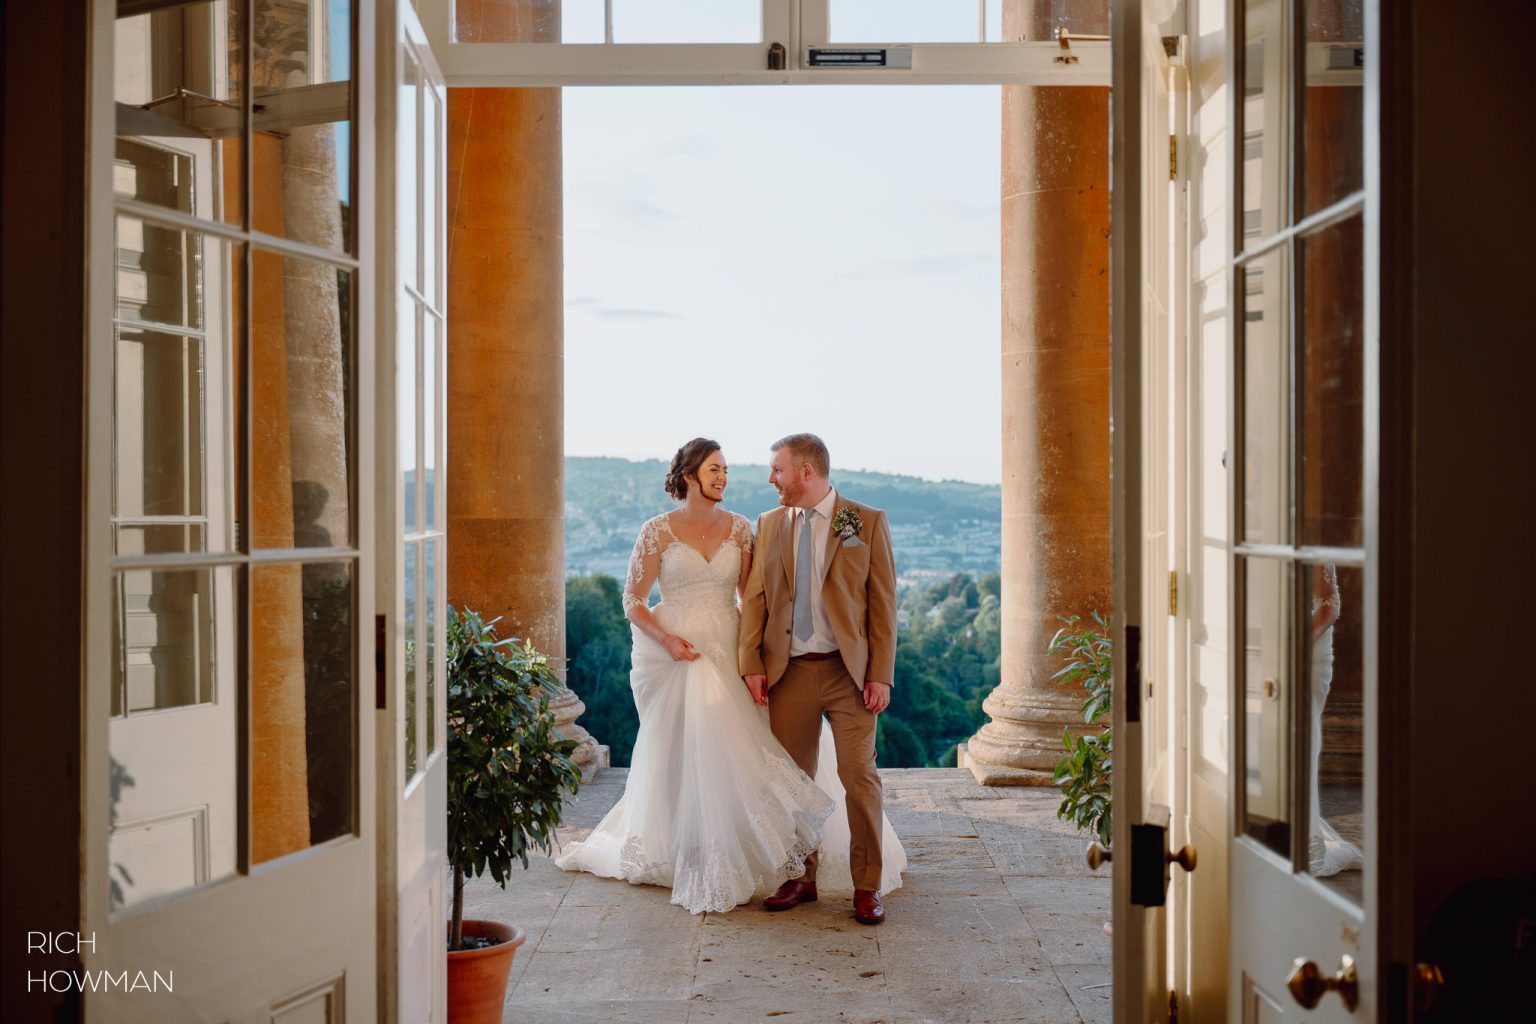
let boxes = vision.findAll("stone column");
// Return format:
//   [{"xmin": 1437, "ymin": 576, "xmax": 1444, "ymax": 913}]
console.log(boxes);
[
  {"xmin": 962, "ymin": 0, "xmax": 1112, "ymax": 785},
  {"xmin": 446, "ymin": 0, "xmax": 602, "ymax": 777}
]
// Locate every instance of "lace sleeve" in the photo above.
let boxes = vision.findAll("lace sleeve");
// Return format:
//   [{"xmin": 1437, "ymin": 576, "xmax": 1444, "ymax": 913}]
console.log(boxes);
[
  {"xmin": 623, "ymin": 516, "xmax": 663, "ymax": 615},
  {"xmin": 731, "ymin": 512, "xmax": 754, "ymax": 555}
]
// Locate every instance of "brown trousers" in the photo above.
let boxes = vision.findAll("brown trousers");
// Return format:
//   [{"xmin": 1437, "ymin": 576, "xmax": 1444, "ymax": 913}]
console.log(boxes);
[{"xmin": 769, "ymin": 656, "xmax": 884, "ymax": 891}]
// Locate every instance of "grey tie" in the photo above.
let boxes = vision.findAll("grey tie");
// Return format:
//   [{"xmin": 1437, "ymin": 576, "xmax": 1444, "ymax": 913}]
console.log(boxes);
[{"xmin": 792, "ymin": 509, "xmax": 815, "ymax": 641}]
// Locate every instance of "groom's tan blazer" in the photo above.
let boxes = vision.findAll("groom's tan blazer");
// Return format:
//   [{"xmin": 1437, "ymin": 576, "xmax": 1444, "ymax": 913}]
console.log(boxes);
[{"xmin": 738, "ymin": 495, "xmax": 898, "ymax": 689}]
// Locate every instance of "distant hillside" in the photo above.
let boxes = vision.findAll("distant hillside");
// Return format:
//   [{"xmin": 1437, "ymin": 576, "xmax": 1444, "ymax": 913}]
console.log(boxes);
[{"xmin": 564, "ymin": 456, "xmax": 1000, "ymax": 587}]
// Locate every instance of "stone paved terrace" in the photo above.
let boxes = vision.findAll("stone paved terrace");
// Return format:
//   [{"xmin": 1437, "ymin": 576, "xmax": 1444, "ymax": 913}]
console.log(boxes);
[{"xmin": 463, "ymin": 768, "xmax": 1112, "ymax": 1024}]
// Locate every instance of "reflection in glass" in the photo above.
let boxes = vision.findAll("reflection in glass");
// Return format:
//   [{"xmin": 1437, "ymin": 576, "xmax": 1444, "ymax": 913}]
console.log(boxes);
[
  {"xmin": 251, "ymin": 0, "xmax": 354, "ymax": 254},
  {"xmin": 1242, "ymin": 249, "xmax": 1287, "ymax": 544},
  {"xmin": 113, "ymin": 569, "xmax": 216, "ymax": 715},
  {"xmin": 405, "ymin": 543, "xmax": 419, "ymax": 778},
  {"xmin": 1300, "ymin": 0, "xmax": 1364, "ymax": 215},
  {"xmin": 615, "ymin": 0, "xmax": 760, "ymax": 43},
  {"xmin": 1305, "ymin": 563, "xmax": 1364, "ymax": 902},
  {"xmin": 114, "ymin": 225, "xmax": 239, "ymax": 555},
  {"xmin": 116, "ymin": 524, "xmax": 207, "ymax": 557},
  {"xmin": 425, "ymin": 539, "xmax": 438, "ymax": 755},
  {"xmin": 116, "ymin": 217, "xmax": 205, "ymax": 329},
  {"xmin": 424, "ymin": 85, "xmax": 443, "ymax": 307},
  {"xmin": 252, "ymin": 561, "xmax": 354, "ymax": 863},
  {"xmin": 1300, "ymin": 215, "xmax": 1364, "ymax": 547},
  {"xmin": 116, "ymin": 328, "xmax": 206, "ymax": 520},
  {"xmin": 1242, "ymin": 556, "xmax": 1290, "ymax": 855},
  {"xmin": 109, "ymin": 566, "xmax": 238, "ymax": 912},
  {"xmin": 114, "ymin": 1, "xmax": 243, "ymax": 226},
  {"xmin": 1241, "ymin": 0, "xmax": 1278, "ymax": 242},
  {"xmin": 424, "ymin": 315, "xmax": 439, "ymax": 533},
  {"xmin": 251, "ymin": 251, "xmax": 354, "ymax": 550},
  {"xmin": 400, "ymin": 296, "xmax": 419, "ymax": 536},
  {"xmin": 399, "ymin": 46, "xmax": 420, "ymax": 295}
]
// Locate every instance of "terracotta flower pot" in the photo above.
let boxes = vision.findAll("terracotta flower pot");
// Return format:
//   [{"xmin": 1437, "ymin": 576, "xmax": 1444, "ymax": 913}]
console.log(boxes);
[{"xmin": 446, "ymin": 920, "xmax": 527, "ymax": 1024}]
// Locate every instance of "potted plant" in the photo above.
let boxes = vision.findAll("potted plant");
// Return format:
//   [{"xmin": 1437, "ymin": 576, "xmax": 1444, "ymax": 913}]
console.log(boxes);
[
  {"xmin": 1049, "ymin": 612, "xmax": 1113, "ymax": 846},
  {"xmin": 446, "ymin": 606, "xmax": 583, "ymax": 1024}
]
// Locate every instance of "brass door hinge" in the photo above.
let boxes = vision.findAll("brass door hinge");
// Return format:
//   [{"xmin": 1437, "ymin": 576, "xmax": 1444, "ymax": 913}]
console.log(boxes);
[
  {"xmin": 1169, "ymin": 135, "xmax": 1178, "ymax": 181},
  {"xmin": 1168, "ymin": 570, "xmax": 1179, "ymax": 616}
]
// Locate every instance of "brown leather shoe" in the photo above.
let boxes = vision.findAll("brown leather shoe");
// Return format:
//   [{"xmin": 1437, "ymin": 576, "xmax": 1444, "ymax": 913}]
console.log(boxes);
[
  {"xmin": 853, "ymin": 889, "xmax": 885, "ymax": 925},
  {"xmin": 763, "ymin": 879, "xmax": 817, "ymax": 912}
]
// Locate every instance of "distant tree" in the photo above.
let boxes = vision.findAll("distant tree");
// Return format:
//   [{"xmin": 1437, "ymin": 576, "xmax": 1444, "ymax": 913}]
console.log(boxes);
[
  {"xmin": 876, "ymin": 715, "xmax": 925, "ymax": 768},
  {"xmin": 564, "ymin": 574, "xmax": 639, "ymax": 766}
]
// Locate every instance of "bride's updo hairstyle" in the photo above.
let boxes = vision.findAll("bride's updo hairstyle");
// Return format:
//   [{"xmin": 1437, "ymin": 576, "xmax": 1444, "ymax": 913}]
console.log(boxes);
[{"xmin": 665, "ymin": 437, "xmax": 722, "ymax": 500}]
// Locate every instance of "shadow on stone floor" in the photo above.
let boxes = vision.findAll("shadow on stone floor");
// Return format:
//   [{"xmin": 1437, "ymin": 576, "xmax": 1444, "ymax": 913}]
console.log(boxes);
[{"xmin": 461, "ymin": 768, "xmax": 1112, "ymax": 1024}]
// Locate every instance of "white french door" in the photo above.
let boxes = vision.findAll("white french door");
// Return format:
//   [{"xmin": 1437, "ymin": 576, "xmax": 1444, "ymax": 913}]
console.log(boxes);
[
  {"xmin": 377, "ymin": 2, "xmax": 449, "ymax": 1022},
  {"xmin": 1225, "ymin": 0, "xmax": 1372, "ymax": 1018},
  {"xmin": 86, "ymin": 0, "xmax": 379, "ymax": 1019}
]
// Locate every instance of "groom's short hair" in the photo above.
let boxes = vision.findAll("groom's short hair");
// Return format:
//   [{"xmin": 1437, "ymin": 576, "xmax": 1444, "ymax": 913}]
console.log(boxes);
[{"xmin": 772, "ymin": 433, "xmax": 830, "ymax": 478}]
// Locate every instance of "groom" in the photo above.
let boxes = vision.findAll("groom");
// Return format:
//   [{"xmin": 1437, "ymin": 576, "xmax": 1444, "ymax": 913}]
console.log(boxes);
[{"xmin": 739, "ymin": 433, "xmax": 897, "ymax": 925}]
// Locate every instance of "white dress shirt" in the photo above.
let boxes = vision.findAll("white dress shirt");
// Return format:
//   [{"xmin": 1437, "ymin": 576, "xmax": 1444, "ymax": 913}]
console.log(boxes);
[{"xmin": 789, "ymin": 487, "xmax": 840, "ymax": 657}]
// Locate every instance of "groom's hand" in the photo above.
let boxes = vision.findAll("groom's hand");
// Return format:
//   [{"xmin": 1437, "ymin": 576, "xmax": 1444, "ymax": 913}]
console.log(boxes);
[
  {"xmin": 863, "ymin": 681, "xmax": 891, "ymax": 714},
  {"xmin": 743, "ymin": 674, "xmax": 769, "ymax": 706}
]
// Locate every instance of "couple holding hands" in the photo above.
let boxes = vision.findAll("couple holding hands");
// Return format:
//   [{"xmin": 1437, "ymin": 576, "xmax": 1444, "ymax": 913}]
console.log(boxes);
[{"xmin": 557, "ymin": 433, "xmax": 906, "ymax": 924}]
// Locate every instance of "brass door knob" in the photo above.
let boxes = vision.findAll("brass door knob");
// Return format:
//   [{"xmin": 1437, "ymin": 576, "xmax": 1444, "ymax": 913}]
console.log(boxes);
[
  {"xmin": 1166, "ymin": 844, "xmax": 1197, "ymax": 872},
  {"xmin": 1086, "ymin": 842, "xmax": 1111, "ymax": 870},
  {"xmin": 1287, "ymin": 954, "xmax": 1359, "ymax": 1011}
]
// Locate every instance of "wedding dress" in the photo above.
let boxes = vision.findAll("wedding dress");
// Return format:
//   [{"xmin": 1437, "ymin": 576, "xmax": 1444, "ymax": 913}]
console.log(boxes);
[
  {"xmin": 1307, "ymin": 572, "xmax": 1364, "ymax": 877},
  {"xmin": 555, "ymin": 511, "xmax": 845, "ymax": 913}
]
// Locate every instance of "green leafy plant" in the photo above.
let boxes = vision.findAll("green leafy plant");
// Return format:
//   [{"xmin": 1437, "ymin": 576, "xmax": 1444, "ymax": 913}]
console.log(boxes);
[
  {"xmin": 447, "ymin": 606, "xmax": 582, "ymax": 951},
  {"xmin": 1049, "ymin": 612, "xmax": 1113, "ymax": 846}
]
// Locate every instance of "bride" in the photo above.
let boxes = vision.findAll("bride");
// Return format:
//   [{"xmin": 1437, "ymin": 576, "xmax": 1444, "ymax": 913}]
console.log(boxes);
[{"xmin": 555, "ymin": 438, "xmax": 904, "ymax": 913}]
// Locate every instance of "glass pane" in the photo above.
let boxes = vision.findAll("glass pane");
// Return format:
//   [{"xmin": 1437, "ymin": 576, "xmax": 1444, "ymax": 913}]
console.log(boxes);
[
  {"xmin": 109, "ymin": 566, "xmax": 237, "ymax": 913},
  {"xmin": 250, "ymin": 251, "xmax": 354, "ymax": 550},
  {"xmin": 400, "ymin": 297, "xmax": 420, "ymax": 535},
  {"xmin": 399, "ymin": 46, "xmax": 420, "ymax": 295},
  {"xmin": 114, "ymin": 225, "xmax": 240, "ymax": 553},
  {"xmin": 115, "ymin": 1, "xmax": 243, "ymax": 226},
  {"xmin": 113, "ymin": 568, "xmax": 219, "ymax": 716},
  {"xmin": 425, "ymin": 538, "xmax": 438, "ymax": 755},
  {"xmin": 251, "ymin": 560, "xmax": 355, "ymax": 863},
  {"xmin": 1241, "ymin": 248, "xmax": 1287, "ymax": 544},
  {"xmin": 404, "ymin": 542, "xmax": 419, "ymax": 778},
  {"xmin": 614, "ymin": 0, "xmax": 760, "ymax": 43},
  {"xmin": 1241, "ymin": 0, "xmax": 1283, "ymax": 244},
  {"xmin": 563, "ymin": 0, "xmax": 604, "ymax": 43},
  {"xmin": 423, "ymin": 314, "xmax": 438, "ymax": 533},
  {"xmin": 1300, "ymin": 0, "xmax": 1364, "ymax": 216},
  {"xmin": 425, "ymin": 83, "xmax": 443, "ymax": 308},
  {"xmin": 1241, "ymin": 556, "xmax": 1290, "ymax": 856},
  {"xmin": 832, "ymin": 0, "xmax": 986, "ymax": 43},
  {"xmin": 116, "ymin": 524, "xmax": 207, "ymax": 557},
  {"xmin": 251, "ymin": 0, "xmax": 355, "ymax": 255},
  {"xmin": 115, "ymin": 328, "xmax": 206, "ymax": 519},
  {"xmin": 1304, "ymin": 563, "xmax": 1364, "ymax": 903},
  {"xmin": 116, "ymin": 216, "xmax": 205, "ymax": 329},
  {"xmin": 1299, "ymin": 215, "xmax": 1364, "ymax": 547}
]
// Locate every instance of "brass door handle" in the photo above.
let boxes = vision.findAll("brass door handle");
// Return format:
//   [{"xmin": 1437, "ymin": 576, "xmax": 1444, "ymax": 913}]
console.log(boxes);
[
  {"xmin": 1287, "ymin": 954, "xmax": 1359, "ymax": 1011},
  {"xmin": 1167, "ymin": 844, "xmax": 1197, "ymax": 872},
  {"xmin": 1086, "ymin": 842, "xmax": 1111, "ymax": 870}
]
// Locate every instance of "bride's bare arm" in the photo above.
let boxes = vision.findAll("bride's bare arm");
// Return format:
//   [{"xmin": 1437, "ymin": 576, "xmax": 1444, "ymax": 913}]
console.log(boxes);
[{"xmin": 624, "ymin": 518, "xmax": 698, "ymax": 660}]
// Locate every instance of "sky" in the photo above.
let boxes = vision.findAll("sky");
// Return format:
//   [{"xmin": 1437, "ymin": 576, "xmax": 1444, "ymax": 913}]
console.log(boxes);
[{"xmin": 562, "ymin": 84, "xmax": 1004, "ymax": 484}]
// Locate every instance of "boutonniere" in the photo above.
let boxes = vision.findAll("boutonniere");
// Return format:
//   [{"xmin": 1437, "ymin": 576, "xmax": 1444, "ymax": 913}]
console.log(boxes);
[{"xmin": 831, "ymin": 506, "xmax": 863, "ymax": 546}]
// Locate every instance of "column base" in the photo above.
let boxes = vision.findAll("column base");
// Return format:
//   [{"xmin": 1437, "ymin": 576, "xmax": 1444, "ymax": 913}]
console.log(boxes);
[
  {"xmin": 956, "ymin": 743, "xmax": 1058, "ymax": 786},
  {"xmin": 549, "ymin": 688, "xmax": 604, "ymax": 782},
  {"xmin": 960, "ymin": 687, "xmax": 1097, "ymax": 787}
]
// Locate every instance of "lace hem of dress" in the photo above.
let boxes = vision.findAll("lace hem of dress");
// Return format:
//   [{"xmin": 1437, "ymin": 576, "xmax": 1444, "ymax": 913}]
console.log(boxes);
[{"xmin": 614, "ymin": 748, "xmax": 834, "ymax": 914}]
